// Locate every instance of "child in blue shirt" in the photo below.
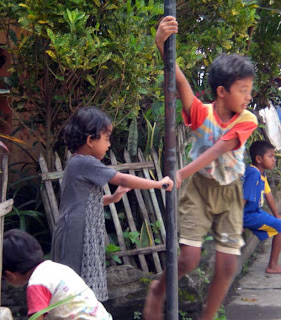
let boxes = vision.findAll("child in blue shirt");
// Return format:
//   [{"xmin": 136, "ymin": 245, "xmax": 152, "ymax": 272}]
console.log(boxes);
[{"xmin": 243, "ymin": 140, "xmax": 281, "ymax": 273}]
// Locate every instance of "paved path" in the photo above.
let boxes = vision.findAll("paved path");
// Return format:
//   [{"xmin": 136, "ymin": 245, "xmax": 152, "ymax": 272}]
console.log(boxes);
[{"xmin": 225, "ymin": 238, "xmax": 281, "ymax": 320}]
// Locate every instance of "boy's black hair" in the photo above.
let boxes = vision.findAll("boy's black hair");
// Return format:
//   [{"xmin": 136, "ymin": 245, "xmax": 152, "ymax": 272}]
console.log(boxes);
[
  {"xmin": 250, "ymin": 140, "xmax": 275, "ymax": 165},
  {"xmin": 208, "ymin": 53, "xmax": 255, "ymax": 97},
  {"xmin": 64, "ymin": 106, "xmax": 112, "ymax": 153},
  {"xmin": 3, "ymin": 229, "xmax": 44, "ymax": 275}
]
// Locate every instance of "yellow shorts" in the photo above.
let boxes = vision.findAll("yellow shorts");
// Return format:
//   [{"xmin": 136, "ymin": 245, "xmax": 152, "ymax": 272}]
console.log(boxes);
[{"xmin": 178, "ymin": 172, "xmax": 244, "ymax": 255}]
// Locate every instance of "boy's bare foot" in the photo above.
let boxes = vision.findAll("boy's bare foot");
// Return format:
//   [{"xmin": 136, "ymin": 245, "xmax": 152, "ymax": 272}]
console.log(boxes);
[
  {"xmin": 142, "ymin": 280, "xmax": 165, "ymax": 320},
  {"xmin": 266, "ymin": 265, "xmax": 281, "ymax": 274}
]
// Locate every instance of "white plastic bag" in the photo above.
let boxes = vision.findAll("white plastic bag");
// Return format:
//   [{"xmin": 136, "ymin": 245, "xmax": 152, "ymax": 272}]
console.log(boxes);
[{"xmin": 259, "ymin": 103, "xmax": 281, "ymax": 150}]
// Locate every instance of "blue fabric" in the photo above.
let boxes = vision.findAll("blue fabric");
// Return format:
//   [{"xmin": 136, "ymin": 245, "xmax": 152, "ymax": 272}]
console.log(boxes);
[
  {"xmin": 243, "ymin": 166, "xmax": 264, "ymax": 214},
  {"xmin": 244, "ymin": 209, "xmax": 281, "ymax": 240}
]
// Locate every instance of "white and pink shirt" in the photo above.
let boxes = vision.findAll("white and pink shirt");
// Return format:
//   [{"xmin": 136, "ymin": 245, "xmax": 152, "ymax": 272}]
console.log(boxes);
[{"xmin": 27, "ymin": 260, "xmax": 112, "ymax": 320}]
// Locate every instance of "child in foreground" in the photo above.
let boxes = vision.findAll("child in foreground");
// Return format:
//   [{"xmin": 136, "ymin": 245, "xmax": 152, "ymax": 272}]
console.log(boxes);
[
  {"xmin": 243, "ymin": 140, "xmax": 281, "ymax": 273},
  {"xmin": 3, "ymin": 229, "xmax": 112, "ymax": 320},
  {"xmin": 51, "ymin": 106, "xmax": 173, "ymax": 302},
  {"xmin": 143, "ymin": 16, "xmax": 258, "ymax": 320}
]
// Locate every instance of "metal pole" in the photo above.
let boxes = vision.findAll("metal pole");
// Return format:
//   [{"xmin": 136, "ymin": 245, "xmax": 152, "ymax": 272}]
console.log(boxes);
[{"xmin": 164, "ymin": 1, "xmax": 178, "ymax": 320}]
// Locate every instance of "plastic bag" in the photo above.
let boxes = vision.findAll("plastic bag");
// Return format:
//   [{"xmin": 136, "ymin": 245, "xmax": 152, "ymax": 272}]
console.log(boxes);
[{"xmin": 259, "ymin": 103, "xmax": 281, "ymax": 150}]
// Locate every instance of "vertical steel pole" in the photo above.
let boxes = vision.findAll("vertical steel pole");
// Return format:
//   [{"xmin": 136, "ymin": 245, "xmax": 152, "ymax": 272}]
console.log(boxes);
[{"xmin": 164, "ymin": 1, "xmax": 178, "ymax": 320}]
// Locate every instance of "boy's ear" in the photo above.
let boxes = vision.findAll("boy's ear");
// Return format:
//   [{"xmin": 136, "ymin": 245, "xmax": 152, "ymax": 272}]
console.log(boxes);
[
  {"xmin": 216, "ymin": 86, "xmax": 226, "ymax": 98},
  {"xmin": 255, "ymin": 155, "xmax": 262, "ymax": 164},
  {"xmin": 3, "ymin": 270, "xmax": 16, "ymax": 282}
]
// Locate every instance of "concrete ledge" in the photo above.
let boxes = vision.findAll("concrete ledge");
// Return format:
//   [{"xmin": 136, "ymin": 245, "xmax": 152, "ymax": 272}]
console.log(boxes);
[{"xmin": 239, "ymin": 229, "xmax": 260, "ymax": 273}]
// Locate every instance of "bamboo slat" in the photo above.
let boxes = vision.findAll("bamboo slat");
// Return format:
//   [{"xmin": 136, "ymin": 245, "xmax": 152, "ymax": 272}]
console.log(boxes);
[
  {"xmin": 0, "ymin": 199, "xmax": 14, "ymax": 218},
  {"xmin": 124, "ymin": 150, "xmax": 163, "ymax": 273},
  {"xmin": 39, "ymin": 154, "xmax": 59, "ymax": 224},
  {"xmin": 41, "ymin": 162, "xmax": 155, "ymax": 182},
  {"xmin": 138, "ymin": 149, "xmax": 166, "ymax": 242},
  {"xmin": 112, "ymin": 244, "xmax": 166, "ymax": 257},
  {"xmin": 103, "ymin": 184, "xmax": 130, "ymax": 265},
  {"xmin": 151, "ymin": 148, "xmax": 166, "ymax": 206},
  {"xmin": 109, "ymin": 151, "xmax": 149, "ymax": 273},
  {"xmin": 0, "ymin": 155, "xmax": 13, "ymax": 305},
  {"xmin": 1, "ymin": 156, "xmax": 8, "ymax": 202},
  {"xmin": 54, "ymin": 152, "xmax": 63, "ymax": 186}
]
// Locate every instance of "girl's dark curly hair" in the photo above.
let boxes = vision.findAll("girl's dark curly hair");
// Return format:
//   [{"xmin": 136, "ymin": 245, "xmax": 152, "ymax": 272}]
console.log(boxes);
[{"xmin": 64, "ymin": 106, "xmax": 112, "ymax": 153}]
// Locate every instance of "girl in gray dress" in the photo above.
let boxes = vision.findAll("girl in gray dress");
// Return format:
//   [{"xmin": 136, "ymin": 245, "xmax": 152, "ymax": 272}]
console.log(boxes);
[{"xmin": 52, "ymin": 106, "xmax": 173, "ymax": 302}]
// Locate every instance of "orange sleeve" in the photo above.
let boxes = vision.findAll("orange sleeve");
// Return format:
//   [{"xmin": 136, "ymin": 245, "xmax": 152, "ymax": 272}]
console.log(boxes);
[
  {"xmin": 220, "ymin": 121, "xmax": 258, "ymax": 150},
  {"xmin": 181, "ymin": 96, "xmax": 209, "ymax": 130}
]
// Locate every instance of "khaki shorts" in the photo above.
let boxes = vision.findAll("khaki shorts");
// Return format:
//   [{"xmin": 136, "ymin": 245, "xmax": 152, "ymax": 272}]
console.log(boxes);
[{"xmin": 178, "ymin": 172, "xmax": 244, "ymax": 255}]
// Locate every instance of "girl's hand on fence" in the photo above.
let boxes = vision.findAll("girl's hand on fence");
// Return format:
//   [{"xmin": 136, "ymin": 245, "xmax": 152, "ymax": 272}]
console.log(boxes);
[
  {"xmin": 112, "ymin": 186, "xmax": 131, "ymax": 203},
  {"xmin": 160, "ymin": 176, "xmax": 174, "ymax": 191}
]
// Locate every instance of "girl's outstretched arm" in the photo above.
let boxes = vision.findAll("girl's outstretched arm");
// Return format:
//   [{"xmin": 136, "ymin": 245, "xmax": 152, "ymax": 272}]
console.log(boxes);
[{"xmin": 109, "ymin": 172, "xmax": 173, "ymax": 191}]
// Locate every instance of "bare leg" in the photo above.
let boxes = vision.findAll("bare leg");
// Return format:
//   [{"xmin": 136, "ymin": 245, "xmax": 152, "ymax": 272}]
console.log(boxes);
[
  {"xmin": 199, "ymin": 251, "xmax": 238, "ymax": 320},
  {"xmin": 142, "ymin": 245, "xmax": 201, "ymax": 320},
  {"xmin": 266, "ymin": 233, "xmax": 281, "ymax": 274}
]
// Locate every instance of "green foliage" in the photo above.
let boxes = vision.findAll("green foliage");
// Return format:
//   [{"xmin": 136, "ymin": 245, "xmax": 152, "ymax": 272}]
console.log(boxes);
[
  {"xmin": 249, "ymin": 0, "xmax": 281, "ymax": 107},
  {"xmin": 5, "ymin": 161, "xmax": 49, "ymax": 232},
  {"xmin": 0, "ymin": 0, "xmax": 164, "ymax": 167},
  {"xmin": 105, "ymin": 243, "xmax": 122, "ymax": 265},
  {"xmin": 133, "ymin": 311, "xmax": 142, "ymax": 319},
  {"xmin": 175, "ymin": 0, "xmax": 258, "ymax": 102}
]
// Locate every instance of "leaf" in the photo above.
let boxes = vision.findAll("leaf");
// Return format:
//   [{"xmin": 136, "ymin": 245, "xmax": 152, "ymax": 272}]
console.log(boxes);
[
  {"xmin": 143, "ymin": 113, "xmax": 154, "ymax": 159},
  {"xmin": 105, "ymin": 243, "xmax": 120, "ymax": 254},
  {"xmin": 93, "ymin": 0, "xmax": 101, "ymax": 7},
  {"xmin": 19, "ymin": 3, "xmax": 30, "ymax": 8},
  {"xmin": 127, "ymin": 118, "xmax": 138, "ymax": 156},
  {"xmin": 66, "ymin": 9, "xmax": 74, "ymax": 23},
  {"xmin": 46, "ymin": 50, "xmax": 57, "ymax": 60},
  {"xmin": 0, "ymin": 133, "xmax": 27, "ymax": 145},
  {"xmin": 112, "ymin": 254, "xmax": 122, "ymax": 264},
  {"xmin": 8, "ymin": 29, "xmax": 17, "ymax": 45},
  {"xmin": 85, "ymin": 75, "xmax": 96, "ymax": 86},
  {"xmin": 140, "ymin": 220, "xmax": 153, "ymax": 247},
  {"xmin": 29, "ymin": 290, "xmax": 86, "ymax": 320}
]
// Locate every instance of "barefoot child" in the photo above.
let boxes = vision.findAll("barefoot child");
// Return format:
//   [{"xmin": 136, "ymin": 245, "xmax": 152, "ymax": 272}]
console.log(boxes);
[
  {"xmin": 51, "ymin": 106, "xmax": 173, "ymax": 302},
  {"xmin": 243, "ymin": 140, "xmax": 281, "ymax": 273},
  {"xmin": 3, "ymin": 229, "xmax": 113, "ymax": 319},
  {"xmin": 143, "ymin": 16, "xmax": 258, "ymax": 320}
]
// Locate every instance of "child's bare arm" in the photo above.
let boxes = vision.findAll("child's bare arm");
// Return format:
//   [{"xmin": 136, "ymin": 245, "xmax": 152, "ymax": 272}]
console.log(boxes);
[
  {"xmin": 177, "ymin": 137, "xmax": 239, "ymax": 187},
  {"xmin": 103, "ymin": 186, "xmax": 131, "ymax": 206},
  {"xmin": 265, "ymin": 192, "xmax": 281, "ymax": 218},
  {"xmin": 109, "ymin": 172, "xmax": 173, "ymax": 191},
  {"xmin": 155, "ymin": 16, "xmax": 194, "ymax": 117}
]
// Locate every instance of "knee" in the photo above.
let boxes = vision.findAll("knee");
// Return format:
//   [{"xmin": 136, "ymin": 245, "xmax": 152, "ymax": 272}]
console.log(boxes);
[
  {"xmin": 216, "ymin": 256, "xmax": 238, "ymax": 279},
  {"xmin": 178, "ymin": 246, "xmax": 201, "ymax": 274}
]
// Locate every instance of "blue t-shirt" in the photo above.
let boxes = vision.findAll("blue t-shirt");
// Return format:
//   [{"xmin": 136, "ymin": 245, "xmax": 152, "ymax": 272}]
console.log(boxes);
[{"xmin": 243, "ymin": 165, "xmax": 271, "ymax": 214}]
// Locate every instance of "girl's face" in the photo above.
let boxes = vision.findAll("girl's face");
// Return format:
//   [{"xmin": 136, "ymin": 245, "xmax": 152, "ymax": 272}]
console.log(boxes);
[{"xmin": 90, "ymin": 125, "xmax": 112, "ymax": 160}]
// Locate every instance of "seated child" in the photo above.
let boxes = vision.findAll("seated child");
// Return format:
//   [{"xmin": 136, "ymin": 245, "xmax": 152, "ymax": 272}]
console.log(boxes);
[
  {"xmin": 243, "ymin": 140, "xmax": 281, "ymax": 273},
  {"xmin": 2, "ymin": 229, "xmax": 113, "ymax": 319}
]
